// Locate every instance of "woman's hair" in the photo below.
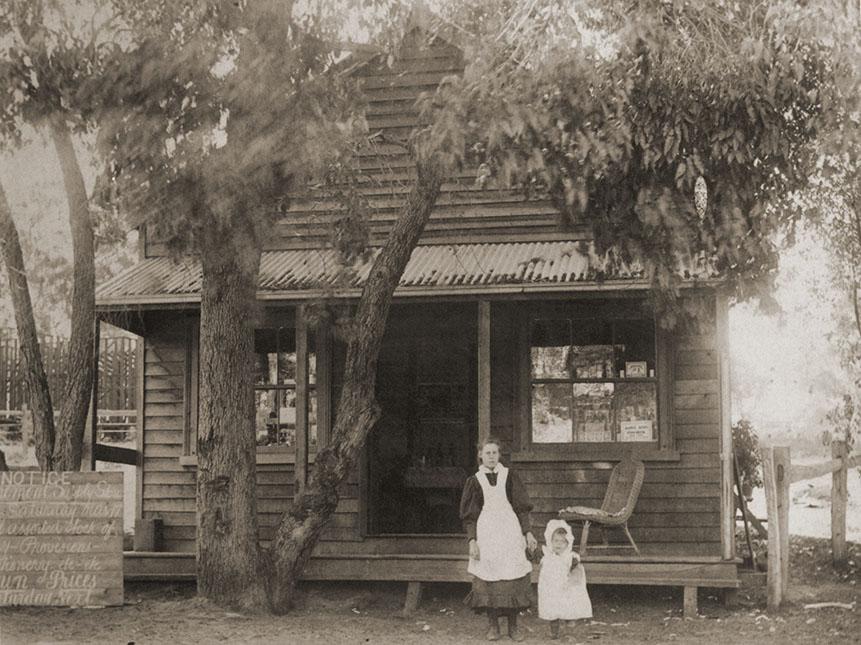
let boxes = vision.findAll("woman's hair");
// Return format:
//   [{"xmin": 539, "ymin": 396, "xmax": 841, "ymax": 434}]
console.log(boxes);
[
  {"xmin": 477, "ymin": 436, "xmax": 502, "ymax": 452},
  {"xmin": 552, "ymin": 527, "xmax": 569, "ymax": 541}
]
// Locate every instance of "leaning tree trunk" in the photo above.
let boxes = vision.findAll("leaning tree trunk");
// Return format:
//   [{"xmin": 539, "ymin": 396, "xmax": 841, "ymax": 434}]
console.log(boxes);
[
  {"xmin": 49, "ymin": 118, "xmax": 96, "ymax": 472},
  {"xmin": 266, "ymin": 156, "xmax": 444, "ymax": 613},
  {"xmin": 0, "ymin": 180, "xmax": 56, "ymax": 470},
  {"xmin": 196, "ymin": 213, "xmax": 269, "ymax": 611}
]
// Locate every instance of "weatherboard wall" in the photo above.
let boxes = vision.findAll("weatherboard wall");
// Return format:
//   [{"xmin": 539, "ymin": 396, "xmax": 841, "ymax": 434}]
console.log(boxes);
[
  {"xmin": 136, "ymin": 299, "xmax": 723, "ymax": 558},
  {"xmin": 138, "ymin": 312, "xmax": 360, "ymax": 553}
]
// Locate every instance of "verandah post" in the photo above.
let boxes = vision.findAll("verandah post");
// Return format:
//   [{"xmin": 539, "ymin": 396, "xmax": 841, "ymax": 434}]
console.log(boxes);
[
  {"xmin": 831, "ymin": 439, "xmax": 848, "ymax": 568},
  {"xmin": 716, "ymin": 290, "xmax": 735, "ymax": 561},
  {"xmin": 315, "ymin": 317, "xmax": 332, "ymax": 448},
  {"xmin": 477, "ymin": 300, "xmax": 491, "ymax": 447},
  {"xmin": 295, "ymin": 304, "xmax": 309, "ymax": 497}
]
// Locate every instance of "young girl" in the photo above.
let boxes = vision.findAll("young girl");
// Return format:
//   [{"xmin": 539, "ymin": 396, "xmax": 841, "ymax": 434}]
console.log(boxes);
[{"xmin": 536, "ymin": 519, "xmax": 592, "ymax": 639}]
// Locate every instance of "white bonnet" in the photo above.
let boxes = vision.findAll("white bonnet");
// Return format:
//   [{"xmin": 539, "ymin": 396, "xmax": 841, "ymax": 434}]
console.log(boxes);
[{"xmin": 544, "ymin": 518, "xmax": 574, "ymax": 552}]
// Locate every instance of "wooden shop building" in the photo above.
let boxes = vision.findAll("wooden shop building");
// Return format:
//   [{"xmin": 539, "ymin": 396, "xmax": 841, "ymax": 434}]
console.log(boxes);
[{"xmin": 95, "ymin": 24, "xmax": 739, "ymax": 613}]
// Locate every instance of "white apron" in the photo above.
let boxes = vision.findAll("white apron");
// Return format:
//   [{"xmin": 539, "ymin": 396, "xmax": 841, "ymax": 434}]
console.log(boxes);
[
  {"xmin": 467, "ymin": 464, "xmax": 533, "ymax": 582},
  {"xmin": 538, "ymin": 519, "xmax": 592, "ymax": 620}
]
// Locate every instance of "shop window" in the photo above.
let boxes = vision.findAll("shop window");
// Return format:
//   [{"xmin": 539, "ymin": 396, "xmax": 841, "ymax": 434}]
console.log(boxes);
[
  {"xmin": 530, "ymin": 316, "xmax": 658, "ymax": 444},
  {"xmin": 182, "ymin": 319, "xmax": 320, "ymax": 462},
  {"xmin": 253, "ymin": 327, "xmax": 316, "ymax": 450}
]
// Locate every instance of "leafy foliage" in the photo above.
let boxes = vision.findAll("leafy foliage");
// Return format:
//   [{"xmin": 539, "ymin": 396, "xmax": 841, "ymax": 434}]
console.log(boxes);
[
  {"xmin": 733, "ymin": 418, "xmax": 763, "ymax": 494},
  {"xmin": 94, "ymin": 1, "xmax": 382, "ymax": 260},
  {"xmin": 804, "ymin": 139, "xmax": 861, "ymax": 450},
  {"xmin": 0, "ymin": 0, "xmax": 118, "ymax": 141},
  {"xmin": 422, "ymin": 0, "xmax": 860, "ymax": 324}
]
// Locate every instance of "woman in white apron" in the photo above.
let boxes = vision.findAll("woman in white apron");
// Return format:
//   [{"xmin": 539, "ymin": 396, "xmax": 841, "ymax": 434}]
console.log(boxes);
[{"xmin": 460, "ymin": 437, "xmax": 538, "ymax": 641}]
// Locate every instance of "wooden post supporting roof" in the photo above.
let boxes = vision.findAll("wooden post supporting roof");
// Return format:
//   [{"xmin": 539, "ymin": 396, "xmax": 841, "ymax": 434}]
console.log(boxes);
[
  {"xmin": 295, "ymin": 305, "xmax": 309, "ymax": 497},
  {"xmin": 316, "ymin": 317, "xmax": 332, "ymax": 448},
  {"xmin": 477, "ymin": 301, "xmax": 491, "ymax": 446},
  {"xmin": 135, "ymin": 335, "xmax": 145, "ymax": 523},
  {"xmin": 716, "ymin": 291, "xmax": 735, "ymax": 561}
]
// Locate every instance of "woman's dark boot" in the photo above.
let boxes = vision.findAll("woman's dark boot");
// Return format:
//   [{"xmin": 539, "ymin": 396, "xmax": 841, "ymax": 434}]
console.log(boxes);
[
  {"xmin": 486, "ymin": 609, "xmax": 501, "ymax": 641},
  {"xmin": 550, "ymin": 619, "xmax": 560, "ymax": 640},
  {"xmin": 508, "ymin": 610, "xmax": 524, "ymax": 642}
]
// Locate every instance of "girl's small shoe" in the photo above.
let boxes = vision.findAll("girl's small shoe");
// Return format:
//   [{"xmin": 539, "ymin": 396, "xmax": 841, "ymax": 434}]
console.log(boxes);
[{"xmin": 550, "ymin": 619, "xmax": 560, "ymax": 640}]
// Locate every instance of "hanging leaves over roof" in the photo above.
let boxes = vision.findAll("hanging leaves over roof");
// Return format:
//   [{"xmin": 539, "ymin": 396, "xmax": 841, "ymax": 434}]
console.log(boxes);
[{"xmin": 421, "ymin": 0, "xmax": 860, "ymax": 315}]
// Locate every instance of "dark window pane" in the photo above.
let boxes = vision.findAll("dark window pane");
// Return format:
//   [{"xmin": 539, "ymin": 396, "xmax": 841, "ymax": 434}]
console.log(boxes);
[
  {"xmin": 531, "ymin": 318, "xmax": 570, "ymax": 347},
  {"xmin": 571, "ymin": 319, "xmax": 612, "ymax": 346},
  {"xmin": 254, "ymin": 328, "xmax": 294, "ymax": 385},
  {"xmin": 254, "ymin": 327, "xmax": 317, "ymax": 385},
  {"xmin": 531, "ymin": 319, "xmax": 570, "ymax": 378},
  {"xmin": 616, "ymin": 319, "xmax": 656, "ymax": 375},
  {"xmin": 532, "ymin": 383, "xmax": 572, "ymax": 443}
]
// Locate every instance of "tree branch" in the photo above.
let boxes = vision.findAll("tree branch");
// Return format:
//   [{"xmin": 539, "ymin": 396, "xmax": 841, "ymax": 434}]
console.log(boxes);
[
  {"xmin": 849, "ymin": 198, "xmax": 861, "ymax": 339},
  {"xmin": 49, "ymin": 116, "xmax": 96, "ymax": 471},
  {"xmin": 0, "ymin": 179, "xmax": 56, "ymax": 470}
]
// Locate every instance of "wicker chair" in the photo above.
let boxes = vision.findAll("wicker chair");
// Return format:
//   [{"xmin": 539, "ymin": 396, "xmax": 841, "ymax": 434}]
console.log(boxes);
[{"xmin": 559, "ymin": 456, "xmax": 645, "ymax": 555}]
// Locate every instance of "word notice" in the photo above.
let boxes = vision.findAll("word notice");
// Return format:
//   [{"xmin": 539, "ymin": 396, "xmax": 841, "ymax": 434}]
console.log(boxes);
[{"xmin": 0, "ymin": 471, "xmax": 123, "ymax": 607}]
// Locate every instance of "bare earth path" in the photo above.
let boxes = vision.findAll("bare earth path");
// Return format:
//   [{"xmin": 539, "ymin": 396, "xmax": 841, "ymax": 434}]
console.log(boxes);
[{"xmin": 1, "ymin": 538, "xmax": 857, "ymax": 644}]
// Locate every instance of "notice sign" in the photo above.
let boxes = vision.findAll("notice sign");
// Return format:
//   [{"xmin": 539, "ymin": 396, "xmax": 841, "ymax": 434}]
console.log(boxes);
[
  {"xmin": 620, "ymin": 420, "xmax": 653, "ymax": 442},
  {"xmin": 0, "ymin": 471, "xmax": 123, "ymax": 607}
]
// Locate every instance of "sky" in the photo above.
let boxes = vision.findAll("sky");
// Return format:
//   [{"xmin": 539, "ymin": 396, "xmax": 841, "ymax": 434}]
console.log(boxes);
[
  {"xmin": 0, "ymin": 129, "xmax": 84, "ymax": 262},
  {"xmin": 729, "ymin": 231, "xmax": 845, "ymax": 443},
  {"xmin": 0, "ymin": 130, "xmax": 136, "ymax": 336}
]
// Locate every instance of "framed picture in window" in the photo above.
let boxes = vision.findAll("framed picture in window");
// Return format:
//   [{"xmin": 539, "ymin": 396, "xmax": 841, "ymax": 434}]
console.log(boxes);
[{"xmin": 625, "ymin": 361, "xmax": 648, "ymax": 378}]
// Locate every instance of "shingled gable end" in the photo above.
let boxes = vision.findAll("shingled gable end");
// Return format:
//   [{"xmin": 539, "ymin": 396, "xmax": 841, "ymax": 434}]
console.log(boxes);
[{"xmin": 96, "ymin": 18, "xmax": 738, "ymax": 617}]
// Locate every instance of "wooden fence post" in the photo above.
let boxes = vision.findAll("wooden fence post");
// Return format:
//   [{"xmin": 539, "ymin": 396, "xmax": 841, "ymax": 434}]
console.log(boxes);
[
  {"xmin": 773, "ymin": 446, "xmax": 790, "ymax": 595},
  {"xmin": 832, "ymin": 440, "xmax": 848, "ymax": 568},
  {"xmin": 762, "ymin": 448, "xmax": 782, "ymax": 612}
]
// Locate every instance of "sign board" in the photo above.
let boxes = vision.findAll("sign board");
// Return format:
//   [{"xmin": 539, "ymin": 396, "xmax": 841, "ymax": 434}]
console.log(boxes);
[
  {"xmin": 620, "ymin": 420, "xmax": 654, "ymax": 442},
  {"xmin": 0, "ymin": 471, "xmax": 124, "ymax": 607}
]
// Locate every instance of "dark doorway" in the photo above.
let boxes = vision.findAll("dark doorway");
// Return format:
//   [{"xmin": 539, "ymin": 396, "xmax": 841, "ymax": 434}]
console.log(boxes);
[{"xmin": 367, "ymin": 303, "xmax": 477, "ymax": 535}]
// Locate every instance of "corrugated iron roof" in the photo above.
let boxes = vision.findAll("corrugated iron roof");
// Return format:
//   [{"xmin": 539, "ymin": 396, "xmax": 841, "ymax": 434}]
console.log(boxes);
[{"xmin": 96, "ymin": 241, "xmax": 714, "ymax": 307}]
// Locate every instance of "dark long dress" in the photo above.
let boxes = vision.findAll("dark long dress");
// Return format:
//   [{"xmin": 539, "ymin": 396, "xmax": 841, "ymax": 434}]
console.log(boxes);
[{"xmin": 459, "ymin": 467, "xmax": 534, "ymax": 610}]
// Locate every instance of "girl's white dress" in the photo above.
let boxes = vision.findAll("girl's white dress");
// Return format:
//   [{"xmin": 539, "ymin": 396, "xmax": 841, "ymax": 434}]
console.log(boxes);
[{"xmin": 537, "ymin": 519, "xmax": 593, "ymax": 621}]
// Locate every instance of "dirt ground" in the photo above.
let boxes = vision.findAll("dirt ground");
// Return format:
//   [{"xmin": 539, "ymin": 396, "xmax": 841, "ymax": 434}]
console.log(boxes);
[{"xmin": 1, "ymin": 537, "xmax": 858, "ymax": 645}]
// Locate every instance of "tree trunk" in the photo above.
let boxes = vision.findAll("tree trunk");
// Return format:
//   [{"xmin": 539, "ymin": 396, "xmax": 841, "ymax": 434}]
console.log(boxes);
[
  {"xmin": 0, "ymin": 180, "xmax": 56, "ymax": 470},
  {"xmin": 196, "ymin": 213, "xmax": 269, "ymax": 611},
  {"xmin": 49, "ymin": 118, "xmax": 96, "ymax": 472},
  {"xmin": 266, "ymin": 157, "xmax": 444, "ymax": 613}
]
